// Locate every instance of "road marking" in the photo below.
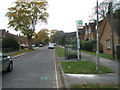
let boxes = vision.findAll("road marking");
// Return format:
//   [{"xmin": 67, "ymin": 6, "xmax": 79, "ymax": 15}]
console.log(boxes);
[
  {"xmin": 40, "ymin": 76, "xmax": 52, "ymax": 80},
  {"xmin": 54, "ymin": 51, "xmax": 58, "ymax": 88}
]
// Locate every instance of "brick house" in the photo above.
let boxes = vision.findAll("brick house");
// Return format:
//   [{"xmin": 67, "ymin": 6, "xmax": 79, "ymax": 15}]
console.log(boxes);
[
  {"xmin": 82, "ymin": 17, "xmax": 119, "ymax": 55},
  {"xmin": 0, "ymin": 29, "xmax": 28, "ymax": 48},
  {"xmin": 78, "ymin": 27, "xmax": 85, "ymax": 40},
  {"xmin": 84, "ymin": 22, "xmax": 96, "ymax": 41},
  {"xmin": 99, "ymin": 18, "xmax": 120, "ymax": 54}
]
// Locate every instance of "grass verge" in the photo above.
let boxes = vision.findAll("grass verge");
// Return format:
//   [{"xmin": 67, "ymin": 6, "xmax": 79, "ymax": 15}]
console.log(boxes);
[
  {"xmin": 71, "ymin": 84, "xmax": 118, "ymax": 89},
  {"xmin": 9, "ymin": 49, "xmax": 33, "ymax": 57},
  {"xmin": 55, "ymin": 46, "xmax": 116, "ymax": 60},
  {"xmin": 55, "ymin": 46, "xmax": 65, "ymax": 57},
  {"xmin": 81, "ymin": 50, "xmax": 117, "ymax": 60},
  {"xmin": 60, "ymin": 61, "xmax": 114, "ymax": 74},
  {"xmin": 55, "ymin": 46, "xmax": 77, "ymax": 56}
]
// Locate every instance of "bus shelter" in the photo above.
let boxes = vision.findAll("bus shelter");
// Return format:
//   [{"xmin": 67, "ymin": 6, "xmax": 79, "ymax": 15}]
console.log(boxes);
[{"xmin": 64, "ymin": 32, "xmax": 78, "ymax": 59}]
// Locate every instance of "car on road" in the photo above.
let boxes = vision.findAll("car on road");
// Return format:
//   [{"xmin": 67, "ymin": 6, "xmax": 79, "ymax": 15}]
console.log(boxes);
[
  {"xmin": 0, "ymin": 52, "xmax": 13, "ymax": 72},
  {"xmin": 39, "ymin": 44, "xmax": 43, "ymax": 47},
  {"xmin": 48, "ymin": 43, "xmax": 54, "ymax": 49},
  {"xmin": 32, "ymin": 44, "xmax": 36, "ymax": 47}
]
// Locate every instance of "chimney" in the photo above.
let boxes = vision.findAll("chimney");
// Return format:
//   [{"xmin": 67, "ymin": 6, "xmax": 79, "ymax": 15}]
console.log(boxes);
[{"xmin": 7, "ymin": 31, "xmax": 9, "ymax": 33}]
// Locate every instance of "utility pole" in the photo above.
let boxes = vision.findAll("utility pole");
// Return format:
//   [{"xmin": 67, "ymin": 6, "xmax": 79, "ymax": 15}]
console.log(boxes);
[
  {"xmin": 96, "ymin": 0, "xmax": 100, "ymax": 72},
  {"xmin": 109, "ymin": 1, "xmax": 115, "ymax": 58},
  {"xmin": 19, "ymin": 34, "xmax": 21, "ymax": 51}
]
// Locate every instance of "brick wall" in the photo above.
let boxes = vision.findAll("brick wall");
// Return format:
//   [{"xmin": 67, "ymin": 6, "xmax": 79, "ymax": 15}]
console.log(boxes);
[{"xmin": 100, "ymin": 19, "xmax": 119, "ymax": 54}]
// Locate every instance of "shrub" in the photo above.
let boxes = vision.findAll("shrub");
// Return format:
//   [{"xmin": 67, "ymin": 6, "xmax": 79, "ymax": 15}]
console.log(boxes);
[
  {"xmin": 81, "ymin": 40, "xmax": 103, "ymax": 52},
  {"xmin": 81, "ymin": 40, "xmax": 95, "ymax": 52},
  {"xmin": 2, "ymin": 35, "xmax": 19, "ymax": 50}
]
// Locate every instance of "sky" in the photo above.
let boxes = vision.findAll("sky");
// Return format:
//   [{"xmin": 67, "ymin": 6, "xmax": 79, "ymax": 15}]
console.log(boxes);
[{"xmin": 0, "ymin": 0, "xmax": 104, "ymax": 35}]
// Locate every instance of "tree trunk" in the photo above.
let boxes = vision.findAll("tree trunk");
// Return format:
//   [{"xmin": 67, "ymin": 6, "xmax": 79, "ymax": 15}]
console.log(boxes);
[{"xmin": 28, "ymin": 36, "xmax": 33, "ymax": 50}]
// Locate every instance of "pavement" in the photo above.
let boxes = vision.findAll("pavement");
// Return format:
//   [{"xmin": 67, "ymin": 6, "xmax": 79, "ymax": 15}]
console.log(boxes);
[
  {"xmin": 5, "ymin": 47, "xmax": 39, "ymax": 58},
  {"xmin": 57, "ymin": 50, "xmax": 119, "ymax": 88}
]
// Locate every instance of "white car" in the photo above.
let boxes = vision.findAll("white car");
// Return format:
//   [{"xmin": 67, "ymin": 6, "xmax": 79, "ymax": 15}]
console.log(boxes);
[
  {"xmin": 39, "ymin": 44, "xmax": 43, "ymax": 47},
  {"xmin": 48, "ymin": 44, "xmax": 54, "ymax": 49},
  {"xmin": 32, "ymin": 45, "xmax": 36, "ymax": 47}
]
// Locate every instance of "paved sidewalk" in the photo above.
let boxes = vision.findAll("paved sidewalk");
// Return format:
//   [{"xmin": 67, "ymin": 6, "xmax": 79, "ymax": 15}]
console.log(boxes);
[
  {"xmin": 5, "ymin": 47, "xmax": 39, "ymax": 57},
  {"xmin": 58, "ymin": 52, "xmax": 119, "ymax": 87}
]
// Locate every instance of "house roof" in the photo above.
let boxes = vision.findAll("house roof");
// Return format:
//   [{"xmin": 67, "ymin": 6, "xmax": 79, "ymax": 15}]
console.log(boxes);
[
  {"xmin": 89, "ymin": 22, "xmax": 96, "ymax": 32},
  {"xmin": 0, "ymin": 29, "xmax": 19, "ymax": 39},
  {"xmin": 99, "ymin": 18, "xmax": 120, "ymax": 40}
]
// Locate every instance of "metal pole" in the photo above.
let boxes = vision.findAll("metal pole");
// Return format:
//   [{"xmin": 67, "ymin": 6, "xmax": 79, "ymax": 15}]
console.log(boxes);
[
  {"xmin": 109, "ymin": 1, "xmax": 115, "ymax": 58},
  {"xmin": 96, "ymin": 0, "xmax": 99, "ymax": 72},
  {"xmin": 76, "ymin": 23, "xmax": 80, "ymax": 59},
  {"xmin": 19, "ymin": 34, "xmax": 21, "ymax": 51}
]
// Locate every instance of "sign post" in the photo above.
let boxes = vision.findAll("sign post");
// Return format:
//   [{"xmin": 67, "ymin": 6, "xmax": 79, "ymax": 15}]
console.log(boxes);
[{"xmin": 76, "ymin": 20, "xmax": 83, "ymax": 59}]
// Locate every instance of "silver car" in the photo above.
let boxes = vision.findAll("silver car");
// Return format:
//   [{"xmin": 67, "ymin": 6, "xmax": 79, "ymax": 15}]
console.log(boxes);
[
  {"xmin": 48, "ymin": 44, "xmax": 54, "ymax": 49},
  {"xmin": 0, "ymin": 52, "xmax": 13, "ymax": 72}
]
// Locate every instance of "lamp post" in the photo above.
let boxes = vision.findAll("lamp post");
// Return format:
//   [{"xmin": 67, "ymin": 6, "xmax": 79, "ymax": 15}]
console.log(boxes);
[{"xmin": 96, "ymin": 0, "xmax": 99, "ymax": 72}]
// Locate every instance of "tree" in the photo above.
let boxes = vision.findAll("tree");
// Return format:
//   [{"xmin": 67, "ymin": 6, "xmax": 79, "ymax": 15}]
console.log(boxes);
[
  {"xmin": 35, "ymin": 29, "xmax": 49, "ymax": 44},
  {"xmin": 50, "ymin": 29, "xmax": 58, "ymax": 35},
  {"xmin": 50, "ymin": 30, "xmax": 65, "ymax": 46},
  {"xmin": 98, "ymin": 1, "xmax": 109, "ymax": 19},
  {"xmin": 89, "ymin": 0, "xmax": 120, "ymax": 22},
  {"xmin": 49, "ymin": 29, "xmax": 58, "ymax": 42},
  {"xmin": 6, "ymin": 0, "xmax": 49, "ymax": 49},
  {"xmin": 114, "ymin": 9, "xmax": 120, "ymax": 18},
  {"xmin": 114, "ymin": 1, "xmax": 120, "ymax": 19}
]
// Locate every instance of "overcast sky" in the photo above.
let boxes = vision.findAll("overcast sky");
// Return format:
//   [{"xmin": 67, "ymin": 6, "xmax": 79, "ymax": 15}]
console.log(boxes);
[{"xmin": 0, "ymin": 0, "xmax": 104, "ymax": 35}]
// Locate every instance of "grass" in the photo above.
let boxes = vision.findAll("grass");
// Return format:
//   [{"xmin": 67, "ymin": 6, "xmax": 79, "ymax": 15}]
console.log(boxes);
[
  {"xmin": 55, "ymin": 46, "xmax": 65, "ymax": 57},
  {"xmin": 81, "ymin": 50, "xmax": 117, "ymax": 60},
  {"xmin": 71, "ymin": 84, "xmax": 118, "ymax": 89},
  {"xmin": 55, "ymin": 46, "xmax": 116, "ymax": 60},
  {"xmin": 60, "ymin": 61, "xmax": 114, "ymax": 74},
  {"xmin": 55, "ymin": 46, "xmax": 77, "ymax": 56},
  {"xmin": 9, "ymin": 49, "xmax": 33, "ymax": 57}
]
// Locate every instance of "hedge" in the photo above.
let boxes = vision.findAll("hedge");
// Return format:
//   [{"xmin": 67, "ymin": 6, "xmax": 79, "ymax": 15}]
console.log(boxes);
[
  {"xmin": 80, "ymin": 40, "xmax": 103, "ymax": 53},
  {"xmin": 2, "ymin": 35, "xmax": 19, "ymax": 51}
]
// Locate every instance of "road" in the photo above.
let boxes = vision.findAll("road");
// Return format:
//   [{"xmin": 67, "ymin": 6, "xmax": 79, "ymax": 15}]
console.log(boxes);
[{"xmin": 2, "ymin": 47, "xmax": 58, "ymax": 88}]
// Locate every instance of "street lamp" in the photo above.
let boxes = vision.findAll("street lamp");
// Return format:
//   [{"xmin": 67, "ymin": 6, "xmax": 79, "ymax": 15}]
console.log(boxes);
[{"xmin": 96, "ymin": 0, "xmax": 100, "ymax": 72}]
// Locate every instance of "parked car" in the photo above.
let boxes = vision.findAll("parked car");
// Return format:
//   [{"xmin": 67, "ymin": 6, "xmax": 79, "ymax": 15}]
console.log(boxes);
[
  {"xmin": 48, "ymin": 44, "xmax": 54, "ymax": 49},
  {"xmin": 32, "ymin": 44, "xmax": 36, "ymax": 47},
  {"xmin": 39, "ymin": 44, "xmax": 43, "ymax": 47},
  {"xmin": 54, "ymin": 43, "xmax": 56, "ymax": 46},
  {"xmin": 0, "ymin": 52, "xmax": 13, "ymax": 72}
]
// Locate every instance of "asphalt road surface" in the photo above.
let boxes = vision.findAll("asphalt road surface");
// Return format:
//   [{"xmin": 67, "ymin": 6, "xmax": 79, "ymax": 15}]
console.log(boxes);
[{"xmin": 2, "ymin": 47, "xmax": 58, "ymax": 88}]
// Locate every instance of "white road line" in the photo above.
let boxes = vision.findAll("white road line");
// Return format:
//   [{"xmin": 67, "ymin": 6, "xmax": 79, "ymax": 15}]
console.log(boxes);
[{"xmin": 54, "ymin": 50, "xmax": 58, "ymax": 88}]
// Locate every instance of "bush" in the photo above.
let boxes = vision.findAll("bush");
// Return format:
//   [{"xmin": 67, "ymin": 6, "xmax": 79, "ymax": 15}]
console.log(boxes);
[
  {"xmin": 80, "ymin": 40, "xmax": 96, "ymax": 52},
  {"xmin": 2, "ymin": 35, "xmax": 19, "ymax": 50},
  {"xmin": 81, "ymin": 40, "xmax": 103, "ymax": 52}
]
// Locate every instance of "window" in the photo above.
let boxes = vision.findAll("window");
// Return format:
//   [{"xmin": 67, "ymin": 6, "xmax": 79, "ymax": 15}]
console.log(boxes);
[{"xmin": 106, "ymin": 39, "xmax": 111, "ymax": 49}]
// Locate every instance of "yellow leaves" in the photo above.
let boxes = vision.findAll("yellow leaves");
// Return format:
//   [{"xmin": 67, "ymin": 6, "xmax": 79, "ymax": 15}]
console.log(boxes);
[{"xmin": 35, "ymin": 29, "xmax": 49, "ymax": 43}]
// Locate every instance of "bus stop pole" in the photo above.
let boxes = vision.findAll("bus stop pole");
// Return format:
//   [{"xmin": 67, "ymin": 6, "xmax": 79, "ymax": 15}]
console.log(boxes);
[{"xmin": 76, "ymin": 27, "xmax": 80, "ymax": 59}]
